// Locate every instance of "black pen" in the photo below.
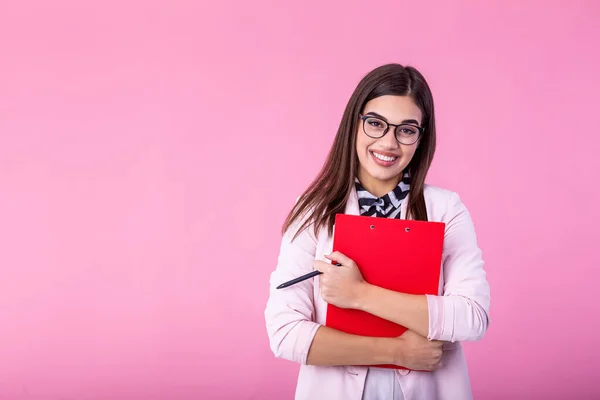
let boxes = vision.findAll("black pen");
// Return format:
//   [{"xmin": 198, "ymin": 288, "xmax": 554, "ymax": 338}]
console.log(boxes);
[{"xmin": 276, "ymin": 262, "xmax": 341, "ymax": 289}]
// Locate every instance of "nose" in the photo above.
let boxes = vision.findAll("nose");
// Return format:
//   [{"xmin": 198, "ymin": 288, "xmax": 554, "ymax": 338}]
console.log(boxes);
[{"xmin": 379, "ymin": 127, "xmax": 400, "ymax": 150}]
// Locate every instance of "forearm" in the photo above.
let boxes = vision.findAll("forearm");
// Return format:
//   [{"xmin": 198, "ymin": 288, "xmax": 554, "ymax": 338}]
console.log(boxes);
[
  {"xmin": 306, "ymin": 325, "xmax": 396, "ymax": 366},
  {"xmin": 357, "ymin": 284, "xmax": 430, "ymax": 338},
  {"xmin": 426, "ymin": 293, "xmax": 489, "ymax": 341},
  {"xmin": 355, "ymin": 284, "xmax": 488, "ymax": 341}
]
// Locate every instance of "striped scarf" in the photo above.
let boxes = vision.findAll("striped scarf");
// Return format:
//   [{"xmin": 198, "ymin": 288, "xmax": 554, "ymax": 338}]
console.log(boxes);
[{"xmin": 354, "ymin": 173, "xmax": 410, "ymax": 218}]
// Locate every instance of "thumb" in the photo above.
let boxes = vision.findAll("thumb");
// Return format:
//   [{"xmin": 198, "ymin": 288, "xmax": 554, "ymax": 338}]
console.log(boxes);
[
  {"xmin": 324, "ymin": 251, "xmax": 352, "ymax": 266},
  {"xmin": 313, "ymin": 260, "xmax": 332, "ymax": 273}
]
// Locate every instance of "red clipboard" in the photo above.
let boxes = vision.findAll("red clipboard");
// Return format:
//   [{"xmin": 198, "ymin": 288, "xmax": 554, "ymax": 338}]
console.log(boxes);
[{"xmin": 325, "ymin": 213, "xmax": 445, "ymax": 370}]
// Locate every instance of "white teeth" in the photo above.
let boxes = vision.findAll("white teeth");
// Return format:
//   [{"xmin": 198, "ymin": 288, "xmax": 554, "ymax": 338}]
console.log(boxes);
[{"xmin": 372, "ymin": 152, "xmax": 397, "ymax": 162}]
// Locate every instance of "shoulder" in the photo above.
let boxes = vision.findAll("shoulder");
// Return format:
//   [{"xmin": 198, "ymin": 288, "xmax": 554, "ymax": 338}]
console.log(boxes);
[
  {"xmin": 423, "ymin": 184, "xmax": 455, "ymax": 201},
  {"xmin": 422, "ymin": 184, "xmax": 470, "ymax": 223}
]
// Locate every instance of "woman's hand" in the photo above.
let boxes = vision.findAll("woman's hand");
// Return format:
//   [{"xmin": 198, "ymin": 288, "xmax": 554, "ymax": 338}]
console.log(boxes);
[
  {"xmin": 392, "ymin": 330, "xmax": 444, "ymax": 371},
  {"xmin": 313, "ymin": 251, "xmax": 370, "ymax": 309}
]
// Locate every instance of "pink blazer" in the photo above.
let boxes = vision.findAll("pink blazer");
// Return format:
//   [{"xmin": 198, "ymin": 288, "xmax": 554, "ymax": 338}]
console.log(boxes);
[{"xmin": 264, "ymin": 184, "xmax": 491, "ymax": 400}]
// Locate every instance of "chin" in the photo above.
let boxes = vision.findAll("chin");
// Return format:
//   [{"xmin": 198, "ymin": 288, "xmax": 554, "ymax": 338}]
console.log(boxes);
[{"xmin": 367, "ymin": 167, "xmax": 405, "ymax": 182}]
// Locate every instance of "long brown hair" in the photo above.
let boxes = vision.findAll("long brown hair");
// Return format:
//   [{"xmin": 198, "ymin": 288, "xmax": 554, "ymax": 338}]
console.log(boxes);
[{"xmin": 282, "ymin": 63, "xmax": 437, "ymax": 240}]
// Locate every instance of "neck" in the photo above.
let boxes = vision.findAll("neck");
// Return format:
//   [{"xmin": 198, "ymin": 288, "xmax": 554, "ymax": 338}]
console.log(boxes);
[{"xmin": 357, "ymin": 169, "xmax": 403, "ymax": 197}]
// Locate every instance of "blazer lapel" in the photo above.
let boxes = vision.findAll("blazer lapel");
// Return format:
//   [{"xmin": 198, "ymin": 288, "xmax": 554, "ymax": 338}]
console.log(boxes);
[
  {"xmin": 322, "ymin": 187, "xmax": 360, "ymax": 257},
  {"xmin": 400, "ymin": 191, "xmax": 409, "ymax": 220},
  {"xmin": 344, "ymin": 185, "xmax": 360, "ymax": 216}
]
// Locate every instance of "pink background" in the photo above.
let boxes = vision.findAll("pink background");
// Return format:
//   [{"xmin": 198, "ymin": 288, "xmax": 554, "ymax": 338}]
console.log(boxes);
[{"xmin": 1, "ymin": 1, "xmax": 599, "ymax": 399}]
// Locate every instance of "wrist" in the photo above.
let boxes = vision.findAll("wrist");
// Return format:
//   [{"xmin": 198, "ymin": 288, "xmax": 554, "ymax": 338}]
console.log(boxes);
[
  {"xmin": 372, "ymin": 336, "xmax": 398, "ymax": 365},
  {"xmin": 354, "ymin": 281, "xmax": 376, "ymax": 311}
]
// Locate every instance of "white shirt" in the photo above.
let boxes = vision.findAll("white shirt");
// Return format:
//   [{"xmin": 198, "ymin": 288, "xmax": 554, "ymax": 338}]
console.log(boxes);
[{"xmin": 362, "ymin": 368, "xmax": 405, "ymax": 400}]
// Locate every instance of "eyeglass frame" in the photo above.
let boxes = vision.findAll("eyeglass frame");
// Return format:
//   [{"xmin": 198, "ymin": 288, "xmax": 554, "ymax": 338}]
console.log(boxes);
[{"xmin": 358, "ymin": 114, "xmax": 424, "ymax": 145}]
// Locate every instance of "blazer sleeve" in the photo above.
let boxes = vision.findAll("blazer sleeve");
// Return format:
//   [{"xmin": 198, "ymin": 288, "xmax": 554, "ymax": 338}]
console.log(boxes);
[
  {"xmin": 426, "ymin": 191, "xmax": 491, "ymax": 342},
  {"xmin": 264, "ymin": 211, "xmax": 320, "ymax": 364}
]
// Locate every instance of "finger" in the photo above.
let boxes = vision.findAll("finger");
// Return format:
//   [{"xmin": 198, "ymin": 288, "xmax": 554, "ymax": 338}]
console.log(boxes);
[
  {"xmin": 426, "ymin": 360, "xmax": 443, "ymax": 371},
  {"xmin": 324, "ymin": 251, "xmax": 354, "ymax": 266},
  {"xmin": 313, "ymin": 260, "xmax": 332, "ymax": 273}
]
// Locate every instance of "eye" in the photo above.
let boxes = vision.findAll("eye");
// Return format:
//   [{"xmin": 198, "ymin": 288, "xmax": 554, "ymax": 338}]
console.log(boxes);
[
  {"xmin": 398, "ymin": 125, "xmax": 419, "ymax": 135},
  {"xmin": 366, "ymin": 118, "xmax": 385, "ymax": 129}
]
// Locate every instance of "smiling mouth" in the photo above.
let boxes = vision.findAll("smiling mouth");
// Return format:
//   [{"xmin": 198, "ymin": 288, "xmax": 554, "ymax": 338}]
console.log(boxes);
[{"xmin": 371, "ymin": 151, "xmax": 398, "ymax": 162}]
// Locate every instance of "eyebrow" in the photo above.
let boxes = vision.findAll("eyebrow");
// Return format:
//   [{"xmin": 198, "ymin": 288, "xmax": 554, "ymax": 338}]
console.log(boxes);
[{"xmin": 365, "ymin": 111, "xmax": 421, "ymax": 126}]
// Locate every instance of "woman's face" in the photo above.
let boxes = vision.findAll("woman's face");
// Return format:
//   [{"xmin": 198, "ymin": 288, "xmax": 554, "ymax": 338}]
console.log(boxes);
[{"xmin": 355, "ymin": 95, "xmax": 423, "ymax": 196}]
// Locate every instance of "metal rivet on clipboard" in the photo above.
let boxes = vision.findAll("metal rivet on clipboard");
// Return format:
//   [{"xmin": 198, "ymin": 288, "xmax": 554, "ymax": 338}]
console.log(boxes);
[{"xmin": 405, "ymin": 227, "xmax": 410, "ymax": 232}]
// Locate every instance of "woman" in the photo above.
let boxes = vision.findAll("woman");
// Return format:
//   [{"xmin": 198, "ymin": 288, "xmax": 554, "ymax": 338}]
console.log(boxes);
[{"xmin": 264, "ymin": 63, "xmax": 490, "ymax": 400}]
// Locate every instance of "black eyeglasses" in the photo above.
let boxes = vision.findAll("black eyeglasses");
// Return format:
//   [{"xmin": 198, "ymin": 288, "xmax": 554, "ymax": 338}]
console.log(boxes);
[{"xmin": 359, "ymin": 114, "xmax": 423, "ymax": 145}]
